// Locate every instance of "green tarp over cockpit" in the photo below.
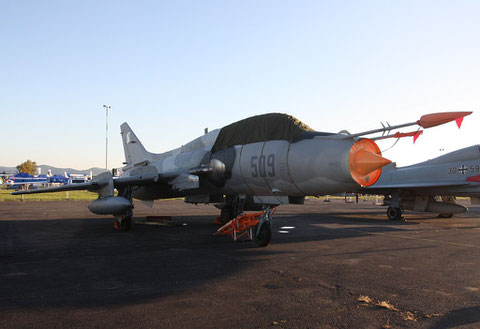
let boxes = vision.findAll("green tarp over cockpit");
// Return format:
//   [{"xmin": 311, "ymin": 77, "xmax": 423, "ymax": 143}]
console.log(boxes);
[{"xmin": 211, "ymin": 113, "xmax": 314, "ymax": 152}]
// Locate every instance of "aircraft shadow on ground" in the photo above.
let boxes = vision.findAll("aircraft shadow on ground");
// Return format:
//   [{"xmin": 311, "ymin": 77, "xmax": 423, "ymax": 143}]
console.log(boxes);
[
  {"xmin": 429, "ymin": 305, "xmax": 480, "ymax": 329},
  {"xmin": 0, "ymin": 212, "xmax": 438, "ymax": 310}
]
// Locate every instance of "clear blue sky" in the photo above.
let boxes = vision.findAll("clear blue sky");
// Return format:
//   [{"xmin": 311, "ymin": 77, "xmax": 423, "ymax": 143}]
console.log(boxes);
[{"xmin": 1, "ymin": 0, "xmax": 479, "ymax": 170}]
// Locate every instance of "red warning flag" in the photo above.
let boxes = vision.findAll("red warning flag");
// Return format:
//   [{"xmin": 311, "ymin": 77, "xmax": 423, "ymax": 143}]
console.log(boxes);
[
  {"xmin": 455, "ymin": 117, "xmax": 464, "ymax": 129},
  {"xmin": 413, "ymin": 131, "xmax": 422, "ymax": 144}
]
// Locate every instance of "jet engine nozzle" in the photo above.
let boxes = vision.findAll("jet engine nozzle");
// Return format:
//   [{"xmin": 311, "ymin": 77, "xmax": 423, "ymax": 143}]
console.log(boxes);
[{"xmin": 349, "ymin": 139, "xmax": 391, "ymax": 187}]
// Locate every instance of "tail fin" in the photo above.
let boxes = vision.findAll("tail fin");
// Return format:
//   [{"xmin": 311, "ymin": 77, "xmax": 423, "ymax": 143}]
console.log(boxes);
[{"xmin": 120, "ymin": 123, "xmax": 151, "ymax": 165}]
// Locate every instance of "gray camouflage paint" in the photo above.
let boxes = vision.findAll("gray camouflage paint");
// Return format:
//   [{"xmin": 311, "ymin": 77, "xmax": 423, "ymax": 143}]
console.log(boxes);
[
  {"xmin": 120, "ymin": 123, "xmax": 361, "ymax": 201},
  {"xmin": 364, "ymin": 144, "xmax": 480, "ymax": 197}
]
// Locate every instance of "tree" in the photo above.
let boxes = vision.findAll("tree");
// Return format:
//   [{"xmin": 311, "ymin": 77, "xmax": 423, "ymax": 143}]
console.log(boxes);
[{"xmin": 17, "ymin": 160, "xmax": 38, "ymax": 175}]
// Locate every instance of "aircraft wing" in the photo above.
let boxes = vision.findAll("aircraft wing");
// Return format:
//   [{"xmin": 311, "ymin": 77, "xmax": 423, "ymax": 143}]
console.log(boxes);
[
  {"xmin": 6, "ymin": 181, "xmax": 48, "ymax": 186},
  {"xmin": 11, "ymin": 171, "xmax": 161, "ymax": 196},
  {"xmin": 11, "ymin": 181, "xmax": 106, "ymax": 195}
]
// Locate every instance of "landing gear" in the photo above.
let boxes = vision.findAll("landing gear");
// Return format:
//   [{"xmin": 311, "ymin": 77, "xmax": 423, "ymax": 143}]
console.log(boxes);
[
  {"xmin": 254, "ymin": 207, "xmax": 273, "ymax": 247},
  {"xmin": 115, "ymin": 209, "xmax": 133, "ymax": 231},
  {"xmin": 387, "ymin": 207, "xmax": 403, "ymax": 220},
  {"xmin": 220, "ymin": 206, "xmax": 235, "ymax": 224},
  {"xmin": 116, "ymin": 215, "xmax": 132, "ymax": 231},
  {"xmin": 438, "ymin": 213, "xmax": 454, "ymax": 218},
  {"xmin": 219, "ymin": 195, "xmax": 244, "ymax": 224},
  {"xmin": 438, "ymin": 196, "xmax": 455, "ymax": 218},
  {"xmin": 115, "ymin": 186, "xmax": 133, "ymax": 231},
  {"xmin": 214, "ymin": 205, "xmax": 274, "ymax": 247},
  {"xmin": 254, "ymin": 222, "xmax": 272, "ymax": 247}
]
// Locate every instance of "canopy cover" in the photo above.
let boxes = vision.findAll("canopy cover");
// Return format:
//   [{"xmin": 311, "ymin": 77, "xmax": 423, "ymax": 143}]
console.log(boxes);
[{"xmin": 212, "ymin": 113, "xmax": 313, "ymax": 152}]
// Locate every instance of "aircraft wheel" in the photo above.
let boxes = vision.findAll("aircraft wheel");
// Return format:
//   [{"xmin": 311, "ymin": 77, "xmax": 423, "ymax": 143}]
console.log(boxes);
[
  {"xmin": 220, "ymin": 207, "xmax": 234, "ymax": 224},
  {"xmin": 438, "ymin": 213, "xmax": 454, "ymax": 218},
  {"xmin": 118, "ymin": 216, "xmax": 132, "ymax": 231},
  {"xmin": 387, "ymin": 207, "xmax": 403, "ymax": 220},
  {"xmin": 254, "ymin": 222, "xmax": 272, "ymax": 247}
]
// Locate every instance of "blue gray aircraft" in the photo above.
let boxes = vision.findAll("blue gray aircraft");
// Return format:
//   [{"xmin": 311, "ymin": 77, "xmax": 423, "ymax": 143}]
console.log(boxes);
[
  {"xmin": 361, "ymin": 144, "xmax": 480, "ymax": 220},
  {"xmin": 13, "ymin": 111, "xmax": 471, "ymax": 246}
]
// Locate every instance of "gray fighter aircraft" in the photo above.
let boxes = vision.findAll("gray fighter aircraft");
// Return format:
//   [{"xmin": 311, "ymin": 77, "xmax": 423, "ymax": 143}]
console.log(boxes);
[
  {"xmin": 13, "ymin": 111, "xmax": 471, "ymax": 246},
  {"xmin": 361, "ymin": 144, "xmax": 480, "ymax": 220}
]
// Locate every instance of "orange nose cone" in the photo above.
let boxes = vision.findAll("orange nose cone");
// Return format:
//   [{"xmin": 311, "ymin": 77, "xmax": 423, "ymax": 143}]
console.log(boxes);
[
  {"xmin": 349, "ymin": 139, "xmax": 391, "ymax": 187},
  {"xmin": 350, "ymin": 149, "xmax": 392, "ymax": 176}
]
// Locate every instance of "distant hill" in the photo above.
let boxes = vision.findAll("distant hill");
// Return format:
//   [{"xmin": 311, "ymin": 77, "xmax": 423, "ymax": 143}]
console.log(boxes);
[{"xmin": 0, "ymin": 165, "xmax": 106, "ymax": 176}]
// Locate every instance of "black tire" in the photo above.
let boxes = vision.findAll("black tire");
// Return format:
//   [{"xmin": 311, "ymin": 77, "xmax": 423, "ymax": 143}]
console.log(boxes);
[
  {"xmin": 386, "ymin": 207, "xmax": 403, "ymax": 220},
  {"xmin": 119, "ymin": 216, "xmax": 132, "ymax": 231},
  {"xmin": 220, "ymin": 207, "xmax": 234, "ymax": 224},
  {"xmin": 438, "ymin": 213, "xmax": 454, "ymax": 218},
  {"xmin": 254, "ymin": 222, "xmax": 272, "ymax": 247}
]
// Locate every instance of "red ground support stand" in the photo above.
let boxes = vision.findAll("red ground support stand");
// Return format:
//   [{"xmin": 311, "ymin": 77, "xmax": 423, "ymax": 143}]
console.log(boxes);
[{"xmin": 213, "ymin": 212, "xmax": 264, "ymax": 241}]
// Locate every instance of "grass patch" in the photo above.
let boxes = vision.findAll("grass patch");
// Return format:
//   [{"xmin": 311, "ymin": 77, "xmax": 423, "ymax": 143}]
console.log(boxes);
[
  {"xmin": 0, "ymin": 188, "xmax": 98, "ymax": 201},
  {"xmin": 357, "ymin": 295, "xmax": 417, "ymax": 321}
]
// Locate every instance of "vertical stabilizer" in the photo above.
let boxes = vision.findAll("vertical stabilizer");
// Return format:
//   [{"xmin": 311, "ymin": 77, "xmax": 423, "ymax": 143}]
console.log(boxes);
[{"xmin": 120, "ymin": 123, "xmax": 151, "ymax": 165}]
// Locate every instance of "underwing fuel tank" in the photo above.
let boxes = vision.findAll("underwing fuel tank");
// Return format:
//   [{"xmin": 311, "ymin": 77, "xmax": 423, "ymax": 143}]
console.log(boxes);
[
  {"xmin": 401, "ymin": 200, "xmax": 467, "ymax": 214},
  {"xmin": 88, "ymin": 196, "xmax": 133, "ymax": 215}
]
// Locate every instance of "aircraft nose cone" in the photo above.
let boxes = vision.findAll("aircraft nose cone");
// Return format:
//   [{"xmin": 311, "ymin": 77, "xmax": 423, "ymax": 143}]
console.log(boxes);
[
  {"xmin": 349, "ymin": 139, "xmax": 391, "ymax": 187},
  {"xmin": 350, "ymin": 149, "xmax": 391, "ymax": 176}
]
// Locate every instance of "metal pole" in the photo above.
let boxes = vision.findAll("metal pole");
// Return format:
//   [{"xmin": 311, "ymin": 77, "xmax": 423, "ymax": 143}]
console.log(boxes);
[
  {"xmin": 103, "ymin": 105, "xmax": 111, "ymax": 171},
  {"xmin": 106, "ymin": 106, "xmax": 108, "ymax": 170}
]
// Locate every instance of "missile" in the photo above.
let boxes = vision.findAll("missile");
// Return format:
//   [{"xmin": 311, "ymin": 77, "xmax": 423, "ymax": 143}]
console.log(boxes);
[{"xmin": 416, "ymin": 111, "xmax": 472, "ymax": 129}]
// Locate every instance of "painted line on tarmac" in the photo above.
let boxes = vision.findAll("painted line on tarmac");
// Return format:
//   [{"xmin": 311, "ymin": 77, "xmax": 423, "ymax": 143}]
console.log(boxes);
[{"xmin": 359, "ymin": 230, "xmax": 480, "ymax": 249}]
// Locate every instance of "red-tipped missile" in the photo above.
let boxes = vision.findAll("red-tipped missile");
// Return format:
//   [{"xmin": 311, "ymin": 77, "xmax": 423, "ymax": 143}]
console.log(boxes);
[{"xmin": 416, "ymin": 112, "xmax": 472, "ymax": 129}]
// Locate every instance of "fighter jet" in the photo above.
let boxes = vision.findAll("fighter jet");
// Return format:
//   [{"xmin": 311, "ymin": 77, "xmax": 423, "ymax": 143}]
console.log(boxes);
[
  {"xmin": 13, "ymin": 111, "xmax": 471, "ymax": 246},
  {"xmin": 361, "ymin": 144, "xmax": 480, "ymax": 220}
]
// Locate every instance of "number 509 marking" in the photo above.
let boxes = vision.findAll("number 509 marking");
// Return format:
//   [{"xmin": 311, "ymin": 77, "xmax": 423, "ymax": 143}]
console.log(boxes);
[{"xmin": 251, "ymin": 154, "xmax": 275, "ymax": 178}]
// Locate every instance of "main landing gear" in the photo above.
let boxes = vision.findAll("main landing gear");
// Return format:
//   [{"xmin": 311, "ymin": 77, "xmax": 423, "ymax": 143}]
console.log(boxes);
[
  {"xmin": 254, "ymin": 208, "xmax": 273, "ymax": 247},
  {"xmin": 386, "ymin": 207, "xmax": 403, "ymax": 221},
  {"xmin": 114, "ymin": 209, "xmax": 133, "ymax": 231},
  {"xmin": 114, "ymin": 186, "xmax": 133, "ymax": 231}
]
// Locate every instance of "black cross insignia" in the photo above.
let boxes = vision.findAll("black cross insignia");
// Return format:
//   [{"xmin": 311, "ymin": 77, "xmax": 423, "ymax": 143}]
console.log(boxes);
[{"xmin": 458, "ymin": 165, "xmax": 468, "ymax": 175}]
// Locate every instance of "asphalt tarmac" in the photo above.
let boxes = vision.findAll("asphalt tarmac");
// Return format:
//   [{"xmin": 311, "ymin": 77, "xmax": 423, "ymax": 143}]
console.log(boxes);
[{"xmin": 1, "ymin": 198, "xmax": 479, "ymax": 329}]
